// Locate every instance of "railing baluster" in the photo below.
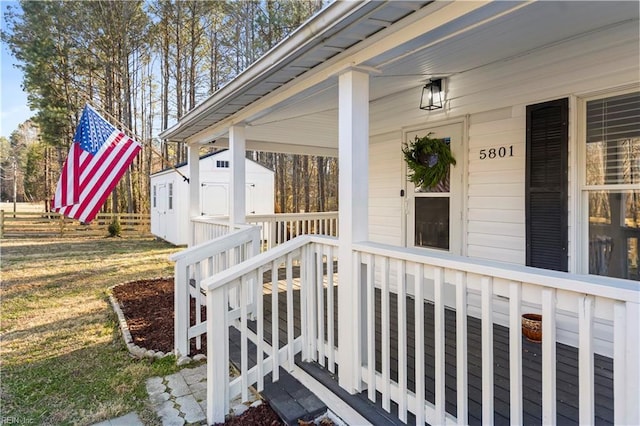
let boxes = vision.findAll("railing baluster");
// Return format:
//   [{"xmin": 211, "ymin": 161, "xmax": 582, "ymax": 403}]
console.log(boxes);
[
  {"xmin": 381, "ymin": 256, "xmax": 390, "ymax": 411},
  {"xmin": 174, "ymin": 259, "xmax": 189, "ymax": 357},
  {"xmin": 240, "ymin": 275, "xmax": 249, "ymax": 402},
  {"xmin": 195, "ymin": 261, "xmax": 202, "ymax": 350},
  {"xmin": 433, "ymin": 267, "xmax": 445, "ymax": 424},
  {"xmin": 615, "ymin": 300, "xmax": 640, "ymax": 424},
  {"xmin": 316, "ymin": 248, "xmax": 325, "ymax": 367},
  {"xmin": 455, "ymin": 271, "xmax": 468, "ymax": 425},
  {"xmin": 207, "ymin": 285, "xmax": 229, "ymax": 424},
  {"xmin": 300, "ymin": 246, "xmax": 310, "ymax": 361},
  {"xmin": 509, "ymin": 281, "xmax": 522, "ymax": 425},
  {"xmin": 327, "ymin": 246, "xmax": 336, "ymax": 373},
  {"xmin": 286, "ymin": 253, "xmax": 295, "ymax": 371},
  {"xmin": 613, "ymin": 301, "xmax": 626, "ymax": 425},
  {"xmin": 626, "ymin": 302, "xmax": 640, "ymax": 425},
  {"xmin": 578, "ymin": 295, "xmax": 595, "ymax": 425},
  {"xmin": 414, "ymin": 263, "xmax": 425, "ymax": 425},
  {"xmin": 397, "ymin": 259, "xmax": 408, "ymax": 423},
  {"xmin": 271, "ymin": 261, "xmax": 279, "ymax": 382},
  {"xmin": 542, "ymin": 288, "xmax": 557, "ymax": 425},
  {"xmin": 366, "ymin": 254, "xmax": 376, "ymax": 402},
  {"xmin": 481, "ymin": 276, "xmax": 494, "ymax": 424},
  {"xmin": 257, "ymin": 266, "xmax": 265, "ymax": 392}
]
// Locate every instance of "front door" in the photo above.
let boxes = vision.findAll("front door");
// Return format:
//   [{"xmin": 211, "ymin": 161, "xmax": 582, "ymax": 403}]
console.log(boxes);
[{"xmin": 405, "ymin": 122, "xmax": 463, "ymax": 254}]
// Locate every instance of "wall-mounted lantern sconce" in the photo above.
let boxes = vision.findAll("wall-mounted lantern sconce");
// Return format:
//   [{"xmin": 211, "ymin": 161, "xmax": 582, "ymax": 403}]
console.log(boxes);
[{"xmin": 420, "ymin": 78, "xmax": 444, "ymax": 110}]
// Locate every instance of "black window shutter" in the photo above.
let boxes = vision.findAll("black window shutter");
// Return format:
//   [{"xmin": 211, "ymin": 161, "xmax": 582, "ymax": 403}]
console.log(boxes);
[{"xmin": 526, "ymin": 98, "xmax": 569, "ymax": 272}]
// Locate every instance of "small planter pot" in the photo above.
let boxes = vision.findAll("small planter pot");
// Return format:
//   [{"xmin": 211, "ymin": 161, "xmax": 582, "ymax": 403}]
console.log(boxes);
[{"xmin": 521, "ymin": 313, "xmax": 542, "ymax": 343}]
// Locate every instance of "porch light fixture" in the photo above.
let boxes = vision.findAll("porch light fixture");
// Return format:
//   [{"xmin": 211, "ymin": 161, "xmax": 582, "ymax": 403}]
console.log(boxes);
[{"xmin": 420, "ymin": 78, "xmax": 443, "ymax": 111}]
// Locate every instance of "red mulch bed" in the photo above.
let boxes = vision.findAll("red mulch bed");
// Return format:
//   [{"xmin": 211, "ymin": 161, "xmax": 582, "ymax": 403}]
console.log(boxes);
[{"xmin": 112, "ymin": 278, "xmax": 283, "ymax": 425}]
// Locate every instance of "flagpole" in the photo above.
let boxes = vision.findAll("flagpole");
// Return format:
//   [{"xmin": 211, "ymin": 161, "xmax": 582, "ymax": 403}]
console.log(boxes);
[{"xmin": 84, "ymin": 100, "xmax": 191, "ymax": 183}]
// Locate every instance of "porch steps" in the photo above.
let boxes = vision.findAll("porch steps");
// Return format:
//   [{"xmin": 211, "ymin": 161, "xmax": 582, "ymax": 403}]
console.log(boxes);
[
  {"xmin": 262, "ymin": 367, "xmax": 327, "ymax": 425},
  {"xmin": 228, "ymin": 327, "xmax": 327, "ymax": 425},
  {"xmin": 296, "ymin": 357, "xmax": 406, "ymax": 426}
]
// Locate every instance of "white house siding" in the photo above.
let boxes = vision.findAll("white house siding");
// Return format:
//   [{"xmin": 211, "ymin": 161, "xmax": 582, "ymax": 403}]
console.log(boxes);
[
  {"xmin": 365, "ymin": 21, "xmax": 638, "ymax": 356},
  {"xmin": 467, "ymin": 110, "xmax": 525, "ymax": 264},
  {"xmin": 368, "ymin": 19, "xmax": 639, "ymax": 274},
  {"xmin": 368, "ymin": 131, "xmax": 403, "ymax": 246}
]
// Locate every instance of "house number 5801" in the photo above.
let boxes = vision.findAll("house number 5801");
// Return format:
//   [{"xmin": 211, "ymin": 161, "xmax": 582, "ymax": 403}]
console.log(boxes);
[{"xmin": 479, "ymin": 145, "xmax": 513, "ymax": 160}]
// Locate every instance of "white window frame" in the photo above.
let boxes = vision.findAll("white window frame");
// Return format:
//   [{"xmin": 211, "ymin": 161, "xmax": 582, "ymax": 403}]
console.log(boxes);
[{"xmin": 577, "ymin": 87, "xmax": 639, "ymax": 277}]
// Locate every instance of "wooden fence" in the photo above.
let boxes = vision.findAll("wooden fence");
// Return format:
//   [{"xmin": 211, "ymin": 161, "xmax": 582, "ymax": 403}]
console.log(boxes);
[{"xmin": 0, "ymin": 210, "xmax": 151, "ymax": 238}]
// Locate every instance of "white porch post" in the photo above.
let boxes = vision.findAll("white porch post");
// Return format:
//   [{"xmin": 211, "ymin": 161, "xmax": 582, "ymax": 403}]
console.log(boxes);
[
  {"xmin": 188, "ymin": 144, "xmax": 200, "ymax": 246},
  {"xmin": 229, "ymin": 125, "xmax": 246, "ymax": 225},
  {"xmin": 337, "ymin": 69, "xmax": 369, "ymax": 393}
]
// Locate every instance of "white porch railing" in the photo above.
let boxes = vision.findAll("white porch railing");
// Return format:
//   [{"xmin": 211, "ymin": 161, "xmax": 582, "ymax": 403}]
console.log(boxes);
[
  {"xmin": 353, "ymin": 241, "xmax": 640, "ymax": 426},
  {"xmin": 248, "ymin": 212, "xmax": 338, "ymax": 250},
  {"xmin": 202, "ymin": 235, "xmax": 338, "ymax": 424},
  {"xmin": 196, "ymin": 237, "xmax": 639, "ymax": 425},
  {"xmin": 191, "ymin": 217, "xmax": 240, "ymax": 246},
  {"xmin": 190, "ymin": 212, "xmax": 338, "ymax": 249},
  {"xmin": 170, "ymin": 225, "xmax": 261, "ymax": 357}
]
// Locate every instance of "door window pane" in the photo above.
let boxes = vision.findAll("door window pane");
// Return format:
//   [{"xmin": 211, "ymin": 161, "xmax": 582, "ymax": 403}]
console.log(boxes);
[{"xmin": 415, "ymin": 197, "xmax": 449, "ymax": 250}]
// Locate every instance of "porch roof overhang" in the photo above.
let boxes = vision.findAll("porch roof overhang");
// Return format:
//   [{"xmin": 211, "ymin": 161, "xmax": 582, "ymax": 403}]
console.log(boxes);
[{"xmin": 159, "ymin": 0, "xmax": 639, "ymax": 155}]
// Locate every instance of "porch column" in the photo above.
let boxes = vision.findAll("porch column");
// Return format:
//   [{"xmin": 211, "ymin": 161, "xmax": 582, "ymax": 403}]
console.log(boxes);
[
  {"xmin": 188, "ymin": 143, "xmax": 200, "ymax": 246},
  {"xmin": 229, "ymin": 125, "xmax": 246, "ymax": 225},
  {"xmin": 337, "ymin": 68, "xmax": 369, "ymax": 393}
]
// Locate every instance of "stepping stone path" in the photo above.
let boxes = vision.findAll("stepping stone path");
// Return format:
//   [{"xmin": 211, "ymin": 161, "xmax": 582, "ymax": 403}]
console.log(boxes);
[{"xmin": 146, "ymin": 363, "xmax": 261, "ymax": 425}]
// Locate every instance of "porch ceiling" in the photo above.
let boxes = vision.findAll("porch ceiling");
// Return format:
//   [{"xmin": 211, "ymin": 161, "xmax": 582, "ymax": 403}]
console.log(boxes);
[{"xmin": 162, "ymin": 1, "xmax": 639, "ymax": 154}]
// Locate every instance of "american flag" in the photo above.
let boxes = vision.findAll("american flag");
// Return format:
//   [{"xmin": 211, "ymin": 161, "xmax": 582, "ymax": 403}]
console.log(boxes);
[{"xmin": 52, "ymin": 104, "xmax": 141, "ymax": 223}]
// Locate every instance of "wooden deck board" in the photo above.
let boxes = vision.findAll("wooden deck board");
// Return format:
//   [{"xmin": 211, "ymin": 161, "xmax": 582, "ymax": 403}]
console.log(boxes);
[{"xmin": 238, "ymin": 284, "xmax": 613, "ymax": 425}]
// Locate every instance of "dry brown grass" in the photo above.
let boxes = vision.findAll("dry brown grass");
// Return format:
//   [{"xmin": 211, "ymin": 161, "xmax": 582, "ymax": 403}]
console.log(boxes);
[{"xmin": 1, "ymin": 236, "xmax": 182, "ymax": 425}]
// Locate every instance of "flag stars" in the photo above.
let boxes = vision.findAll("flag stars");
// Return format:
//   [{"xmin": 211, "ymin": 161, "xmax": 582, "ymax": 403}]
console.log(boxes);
[{"xmin": 75, "ymin": 106, "xmax": 116, "ymax": 155}]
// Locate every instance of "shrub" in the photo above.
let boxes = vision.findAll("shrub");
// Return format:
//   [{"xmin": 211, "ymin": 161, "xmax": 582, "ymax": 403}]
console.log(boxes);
[{"xmin": 108, "ymin": 218, "xmax": 122, "ymax": 237}]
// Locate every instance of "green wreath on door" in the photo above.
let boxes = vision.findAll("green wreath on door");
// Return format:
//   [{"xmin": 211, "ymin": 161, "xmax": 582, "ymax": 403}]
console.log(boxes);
[{"xmin": 402, "ymin": 133, "xmax": 456, "ymax": 190}]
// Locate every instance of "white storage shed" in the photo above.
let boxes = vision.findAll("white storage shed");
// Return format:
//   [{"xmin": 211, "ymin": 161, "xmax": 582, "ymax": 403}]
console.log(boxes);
[{"xmin": 150, "ymin": 150, "xmax": 274, "ymax": 245}]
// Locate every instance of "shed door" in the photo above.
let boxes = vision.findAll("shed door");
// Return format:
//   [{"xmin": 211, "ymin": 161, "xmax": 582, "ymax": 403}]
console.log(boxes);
[
  {"xmin": 406, "ymin": 123, "xmax": 463, "ymax": 254},
  {"xmin": 156, "ymin": 183, "xmax": 167, "ymax": 239},
  {"xmin": 526, "ymin": 98, "xmax": 568, "ymax": 271},
  {"xmin": 201, "ymin": 183, "xmax": 228, "ymax": 216}
]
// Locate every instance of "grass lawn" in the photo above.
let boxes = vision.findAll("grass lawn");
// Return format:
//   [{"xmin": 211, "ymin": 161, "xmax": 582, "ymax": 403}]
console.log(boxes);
[{"xmin": 1, "ymin": 236, "xmax": 183, "ymax": 425}]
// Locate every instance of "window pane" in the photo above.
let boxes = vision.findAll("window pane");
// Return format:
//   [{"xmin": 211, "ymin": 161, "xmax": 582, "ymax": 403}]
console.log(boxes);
[
  {"xmin": 415, "ymin": 197, "xmax": 449, "ymax": 250},
  {"xmin": 588, "ymin": 190, "xmax": 640, "ymax": 280},
  {"xmin": 168, "ymin": 183, "xmax": 173, "ymax": 210},
  {"xmin": 586, "ymin": 92, "xmax": 640, "ymax": 185}
]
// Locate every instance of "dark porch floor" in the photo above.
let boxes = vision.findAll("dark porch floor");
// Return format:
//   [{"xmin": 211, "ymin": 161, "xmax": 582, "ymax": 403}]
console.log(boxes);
[{"xmin": 230, "ymin": 287, "xmax": 613, "ymax": 425}]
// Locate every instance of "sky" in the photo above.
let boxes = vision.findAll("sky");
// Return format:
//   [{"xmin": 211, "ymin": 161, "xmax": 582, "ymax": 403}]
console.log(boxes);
[{"xmin": 0, "ymin": 1, "xmax": 34, "ymax": 140}]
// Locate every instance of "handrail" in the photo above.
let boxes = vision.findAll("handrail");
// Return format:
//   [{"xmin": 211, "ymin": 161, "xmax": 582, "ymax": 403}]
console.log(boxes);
[
  {"xmin": 204, "ymin": 234, "xmax": 339, "ymax": 424},
  {"xmin": 354, "ymin": 241, "xmax": 640, "ymax": 302},
  {"xmin": 171, "ymin": 224, "xmax": 257, "ymax": 263},
  {"xmin": 192, "ymin": 211, "xmax": 339, "ymax": 222},
  {"xmin": 201, "ymin": 234, "xmax": 338, "ymax": 292},
  {"xmin": 172, "ymin": 224, "xmax": 261, "ymax": 356}
]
